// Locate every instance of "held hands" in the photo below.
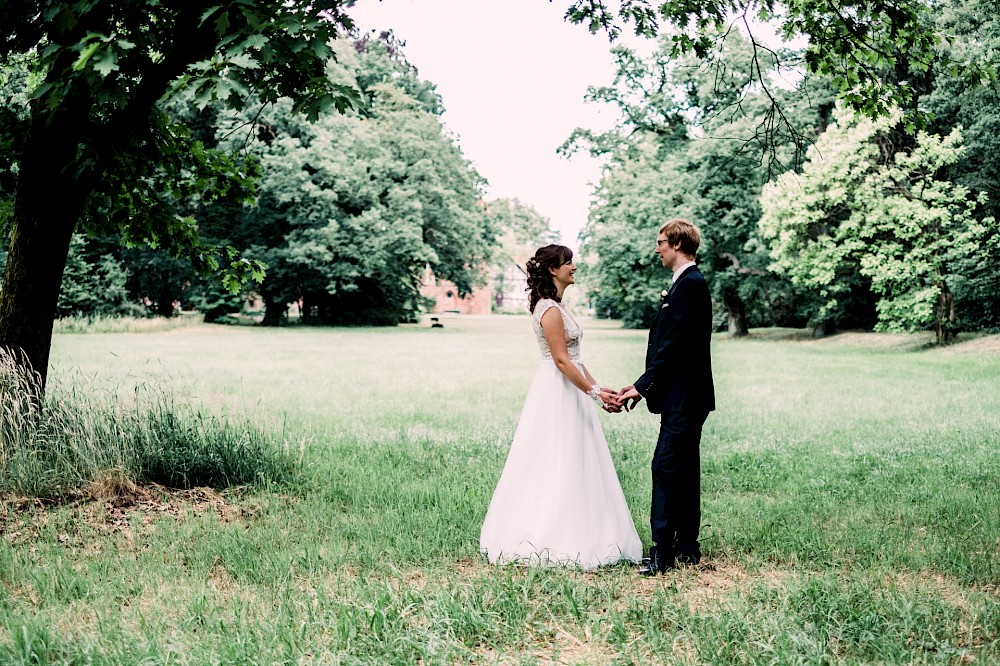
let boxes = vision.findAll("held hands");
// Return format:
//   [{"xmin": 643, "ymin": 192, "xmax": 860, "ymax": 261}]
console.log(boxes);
[
  {"xmin": 599, "ymin": 388, "xmax": 623, "ymax": 413},
  {"xmin": 588, "ymin": 385, "xmax": 624, "ymax": 413},
  {"xmin": 589, "ymin": 385, "xmax": 640, "ymax": 414},
  {"xmin": 614, "ymin": 385, "xmax": 643, "ymax": 412}
]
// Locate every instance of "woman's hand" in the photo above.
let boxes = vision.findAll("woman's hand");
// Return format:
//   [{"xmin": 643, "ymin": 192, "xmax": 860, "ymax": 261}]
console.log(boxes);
[{"xmin": 599, "ymin": 388, "xmax": 623, "ymax": 413}]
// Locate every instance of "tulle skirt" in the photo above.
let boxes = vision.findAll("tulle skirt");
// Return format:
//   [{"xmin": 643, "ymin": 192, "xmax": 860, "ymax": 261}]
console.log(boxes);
[{"xmin": 480, "ymin": 361, "xmax": 643, "ymax": 570}]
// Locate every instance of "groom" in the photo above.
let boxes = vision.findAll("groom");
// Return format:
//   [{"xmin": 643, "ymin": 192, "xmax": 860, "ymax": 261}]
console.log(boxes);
[{"xmin": 616, "ymin": 218, "xmax": 715, "ymax": 575}]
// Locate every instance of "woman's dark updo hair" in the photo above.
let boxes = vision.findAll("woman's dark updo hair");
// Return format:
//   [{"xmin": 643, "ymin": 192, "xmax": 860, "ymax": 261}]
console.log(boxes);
[{"xmin": 526, "ymin": 244, "xmax": 573, "ymax": 313}]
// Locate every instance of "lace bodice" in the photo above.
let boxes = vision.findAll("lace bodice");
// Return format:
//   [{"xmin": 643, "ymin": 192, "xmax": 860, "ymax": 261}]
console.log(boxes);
[{"xmin": 532, "ymin": 299, "xmax": 582, "ymax": 361}]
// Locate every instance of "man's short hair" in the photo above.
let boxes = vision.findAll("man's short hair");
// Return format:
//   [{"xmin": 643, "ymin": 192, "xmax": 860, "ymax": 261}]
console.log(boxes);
[{"xmin": 659, "ymin": 218, "xmax": 701, "ymax": 256}]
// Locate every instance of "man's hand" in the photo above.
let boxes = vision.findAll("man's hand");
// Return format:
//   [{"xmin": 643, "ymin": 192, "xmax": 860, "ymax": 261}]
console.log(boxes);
[{"xmin": 615, "ymin": 385, "xmax": 642, "ymax": 412}]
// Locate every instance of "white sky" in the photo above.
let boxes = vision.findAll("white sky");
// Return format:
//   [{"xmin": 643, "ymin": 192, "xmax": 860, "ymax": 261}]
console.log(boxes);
[{"xmin": 347, "ymin": 0, "xmax": 633, "ymax": 252}]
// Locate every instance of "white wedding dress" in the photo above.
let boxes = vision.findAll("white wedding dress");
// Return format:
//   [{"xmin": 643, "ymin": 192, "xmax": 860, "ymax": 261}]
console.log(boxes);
[{"xmin": 480, "ymin": 298, "xmax": 642, "ymax": 570}]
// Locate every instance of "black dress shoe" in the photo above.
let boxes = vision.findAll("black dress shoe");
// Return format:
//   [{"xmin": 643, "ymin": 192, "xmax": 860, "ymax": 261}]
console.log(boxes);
[
  {"xmin": 676, "ymin": 543, "xmax": 701, "ymax": 566},
  {"xmin": 638, "ymin": 545, "xmax": 676, "ymax": 576},
  {"xmin": 638, "ymin": 544, "xmax": 655, "ymax": 575},
  {"xmin": 676, "ymin": 552, "xmax": 701, "ymax": 566},
  {"xmin": 637, "ymin": 562, "xmax": 659, "ymax": 576}
]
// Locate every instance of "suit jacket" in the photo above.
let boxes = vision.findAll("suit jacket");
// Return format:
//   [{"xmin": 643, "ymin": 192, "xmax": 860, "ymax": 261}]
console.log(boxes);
[{"xmin": 634, "ymin": 265, "xmax": 715, "ymax": 415}]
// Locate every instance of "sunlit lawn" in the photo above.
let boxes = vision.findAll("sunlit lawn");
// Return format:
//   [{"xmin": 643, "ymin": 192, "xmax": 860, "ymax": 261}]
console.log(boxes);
[{"xmin": 2, "ymin": 315, "xmax": 998, "ymax": 664}]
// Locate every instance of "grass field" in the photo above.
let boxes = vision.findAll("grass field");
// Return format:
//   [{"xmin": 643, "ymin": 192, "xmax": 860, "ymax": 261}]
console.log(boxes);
[{"xmin": 2, "ymin": 315, "xmax": 998, "ymax": 664}]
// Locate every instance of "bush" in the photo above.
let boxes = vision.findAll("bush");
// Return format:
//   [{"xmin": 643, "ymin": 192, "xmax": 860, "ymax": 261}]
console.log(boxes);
[
  {"xmin": 56, "ymin": 235, "xmax": 134, "ymax": 318},
  {"xmin": 0, "ymin": 350, "xmax": 300, "ymax": 499},
  {"xmin": 185, "ymin": 281, "xmax": 246, "ymax": 324}
]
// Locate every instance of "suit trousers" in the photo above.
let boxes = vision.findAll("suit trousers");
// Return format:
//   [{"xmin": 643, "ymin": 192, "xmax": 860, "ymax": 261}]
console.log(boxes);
[{"xmin": 651, "ymin": 409, "xmax": 708, "ymax": 556}]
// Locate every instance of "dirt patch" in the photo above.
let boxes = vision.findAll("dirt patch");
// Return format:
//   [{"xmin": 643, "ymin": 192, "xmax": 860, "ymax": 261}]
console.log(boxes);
[
  {"xmin": 0, "ymin": 496, "xmax": 50, "ymax": 545},
  {"xmin": 626, "ymin": 559, "xmax": 796, "ymax": 611},
  {"xmin": 471, "ymin": 625, "xmax": 621, "ymax": 666},
  {"xmin": 80, "ymin": 484, "xmax": 250, "ymax": 541},
  {"xmin": 890, "ymin": 570, "xmax": 1000, "ymax": 608},
  {"xmin": 535, "ymin": 623, "xmax": 620, "ymax": 665},
  {"xmin": 1, "ymin": 483, "xmax": 253, "ymax": 548},
  {"xmin": 683, "ymin": 561, "xmax": 789, "ymax": 610}
]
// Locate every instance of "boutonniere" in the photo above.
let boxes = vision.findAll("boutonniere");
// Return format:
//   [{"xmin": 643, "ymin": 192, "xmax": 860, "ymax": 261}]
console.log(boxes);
[{"xmin": 660, "ymin": 289, "xmax": 668, "ymax": 299}]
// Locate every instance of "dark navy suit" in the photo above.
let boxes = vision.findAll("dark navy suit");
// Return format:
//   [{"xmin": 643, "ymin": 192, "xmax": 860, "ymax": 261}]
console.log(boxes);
[{"xmin": 634, "ymin": 265, "xmax": 715, "ymax": 560}]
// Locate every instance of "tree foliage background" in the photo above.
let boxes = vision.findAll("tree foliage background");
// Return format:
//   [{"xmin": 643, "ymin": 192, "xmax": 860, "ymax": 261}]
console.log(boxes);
[
  {"xmin": 761, "ymin": 110, "xmax": 999, "ymax": 344},
  {"xmin": 219, "ymin": 37, "xmax": 494, "ymax": 326},
  {"xmin": 2, "ymin": 0, "xmax": 1000, "ymax": 394},
  {"xmin": 571, "ymin": 0, "xmax": 1000, "ymax": 341},
  {"xmin": 1, "ymin": 31, "xmax": 495, "ymax": 328},
  {"xmin": 0, "ymin": 0, "xmax": 367, "ymax": 386}
]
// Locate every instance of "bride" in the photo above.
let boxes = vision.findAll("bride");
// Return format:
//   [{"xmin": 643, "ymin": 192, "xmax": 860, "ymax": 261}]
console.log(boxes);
[{"xmin": 480, "ymin": 244, "xmax": 642, "ymax": 570}]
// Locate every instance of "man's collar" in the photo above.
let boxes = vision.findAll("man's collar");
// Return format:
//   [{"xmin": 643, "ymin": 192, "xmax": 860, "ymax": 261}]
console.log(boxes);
[{"xmin": 672, "ymin": 261, "xmax": 696, "ymax": 281}]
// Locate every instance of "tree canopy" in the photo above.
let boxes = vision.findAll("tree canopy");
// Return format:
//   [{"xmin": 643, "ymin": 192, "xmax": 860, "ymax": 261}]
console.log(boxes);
[
  {"xmin": 568, "ymin": 32, "xmax": 832, "ymax": 331},
  {"xmin": 565, "ymin": 0, "xmax": 994, "ymax": 160},
  {"xmin": 227, "ymin": 38, "xmax": 493, "ymax": 326},
  {"xmin": 571, "ymin": 0, "xmax": 1000, "ymax": 341},
  {"xmin": 0, "ymin": 0, "xmax": 360, "ymax": 385},
  {"xmin": 761, "ymin": 110, "xmax": 999, "ymax": 343}
]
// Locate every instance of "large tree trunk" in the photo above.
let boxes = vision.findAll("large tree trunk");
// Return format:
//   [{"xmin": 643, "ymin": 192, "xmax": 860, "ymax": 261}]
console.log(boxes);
[
  {"xmin": 260, "ymin": 295, "xmax": 287, "ymax": 326},
  {"xmin": 935, "ymin": 282, "xmax": 956, "ymax": 345},
  {"xmin": 812, "ymin": 318, "xmax": 836, "ymax": 338},
  {"xmin": 155, "ymin": 282, "xmax": 177, "ymax": 318},
  {"xmin": 722, "ymin": 291, "xmax": 750, "ymax": 337},
  {"xmin": 0, "ymin": 108, "xmax": 88, "ymax": 390}
]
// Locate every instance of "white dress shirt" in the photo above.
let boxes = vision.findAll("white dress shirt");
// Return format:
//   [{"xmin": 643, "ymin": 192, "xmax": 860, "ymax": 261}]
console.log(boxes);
[{"xmin": 672, "ymin": 261, "xmax": 696, "ymax": 283}]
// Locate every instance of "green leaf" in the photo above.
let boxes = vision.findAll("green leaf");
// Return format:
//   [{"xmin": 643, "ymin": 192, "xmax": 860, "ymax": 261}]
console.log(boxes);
[
  {"xmin": 238, "ymin": 34, "xmax": 269, "ymax": 51},
  {"xmin": 215, "ymin": 11, "xmax": 231, "ymax": 35},
  {"xmin": 199, "ymin": 5, "xmax": 222, "ymax": 27},
  {"xmin": 72, "ymin": 42, "xmax": 101, "ymax": 72},
  {"xmin": 228, "ymin": 53, "xmax": 259, "ymax": 70},
  {"xmin": 222, "ymin": 273, "xmax": 240, "ymax": 293},
  {"xmin": 92, "ymin": 48, "xmax": 120, "ymax": 77}
]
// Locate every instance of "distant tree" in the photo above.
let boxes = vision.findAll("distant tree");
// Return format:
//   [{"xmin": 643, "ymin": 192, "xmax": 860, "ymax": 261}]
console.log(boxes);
[
  {"xmin": 761, "ymin": 109, "xmax": 998, "ymax": 344},
  {"xmin": 567, "ymin": 34, "xmax": 833, "ymax": 331},
  {"xmin": 229, "ymin": 39, "xmax": 494, "ymax": 326},
  {"xmin": 0, "ymin": 0, "xmax": 359, "ymax": 388},
  {"xmin": 485, "ymin": 198, "xmax": 557, "ymax": 311},
  {"xmin": 56, "ymin": 236, "xmax": 131, "ymax": 319},
  {"xmin": 129, "ymin": 100, "xmax": 269, "ymax": 321},
  {"xmin": 577, "ymin": 137, "xmax": 688, "ymax": 328},
  {"xmin": 486, "ymin": 198, "xmax": 559, "ymax": 248},
  {"xmin": 121, "ymin": 247, "xmax": 197, "ymax": 319},
  {"xmin": 921, "ymin": 0, "xmax": 1000, "ymax": 331}
]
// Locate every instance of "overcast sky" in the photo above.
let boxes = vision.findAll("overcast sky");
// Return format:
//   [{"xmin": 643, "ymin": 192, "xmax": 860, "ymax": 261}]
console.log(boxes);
[{"xmin": 347, "ymin": 0, "xmax": 632, "ymax": 251}]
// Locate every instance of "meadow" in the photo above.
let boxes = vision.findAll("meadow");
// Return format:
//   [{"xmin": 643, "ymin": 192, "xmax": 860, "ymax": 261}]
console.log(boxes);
[{"xmin": 1, "ymin": 315, "xmax": 998, "ymax": 664}]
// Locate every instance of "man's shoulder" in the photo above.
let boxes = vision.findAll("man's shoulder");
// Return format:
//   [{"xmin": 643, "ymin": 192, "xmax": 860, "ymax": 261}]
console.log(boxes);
[{"xmin": 675, "ymin": 266, "xmax": 707, "ymax": 289}]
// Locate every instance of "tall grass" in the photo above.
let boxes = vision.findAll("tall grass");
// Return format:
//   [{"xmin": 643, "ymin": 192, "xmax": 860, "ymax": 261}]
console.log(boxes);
[
  {"xmin": 52, "ymin": 312, "xmax": 202, "ymax": 334},
  {"xmin": 0, "ymin": 349, "xmax": 299, "ymax": 498}
]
